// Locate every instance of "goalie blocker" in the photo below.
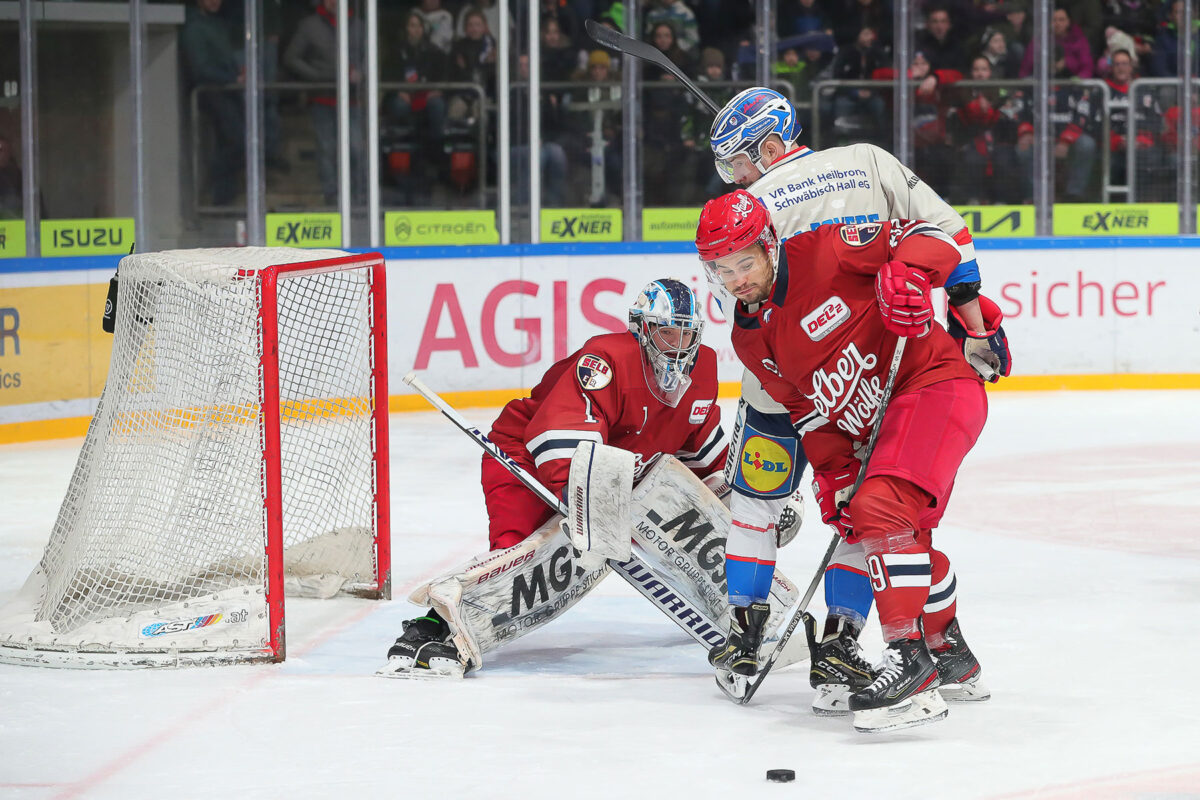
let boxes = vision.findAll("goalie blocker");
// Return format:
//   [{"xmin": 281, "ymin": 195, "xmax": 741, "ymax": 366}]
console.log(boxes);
[{"xmin": 380, "ymin": 455, "xmax": 800, "ymax": 678}]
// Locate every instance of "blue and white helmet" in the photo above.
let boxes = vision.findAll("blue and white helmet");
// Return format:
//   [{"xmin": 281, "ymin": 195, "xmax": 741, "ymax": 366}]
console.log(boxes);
[
  {"xmin": 710, "ymin": 87, "xmax": 799, "ymax": 184},
  {"xmin": 628, "ymin": 279, "xmax": 705, "ymax": 408}
]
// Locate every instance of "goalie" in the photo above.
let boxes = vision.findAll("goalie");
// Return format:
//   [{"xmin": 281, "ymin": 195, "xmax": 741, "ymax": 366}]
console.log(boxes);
[{"xmin": 383, "ymin": 279, "xmax": 736, "ymax": 678}]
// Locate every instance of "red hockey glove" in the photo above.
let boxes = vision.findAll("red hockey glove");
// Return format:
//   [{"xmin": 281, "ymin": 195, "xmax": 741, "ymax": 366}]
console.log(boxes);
[
  {"xmin": 947, "ymin": 294, "xmax": 1012, "ymax": 382},
  {"xmin": 875, "ymin": 260, "xmax": 933, "ymax": 338},
  {"xmin": 813, "ymin": 468, "xmax": 856, "ymax": 539}
]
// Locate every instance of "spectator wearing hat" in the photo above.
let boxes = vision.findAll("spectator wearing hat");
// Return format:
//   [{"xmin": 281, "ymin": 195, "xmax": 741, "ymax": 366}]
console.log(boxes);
[
  {"xmin": 1020, "ymin": 6, "xmax": 1093, "ymax": 78},
  {"xmin": 568, "ymin": 49, "xmax": 622, "ymax": 206},
  {"xmin": 917, "ymin": 7, "xmax": 969, "ymax": 75},
  {"xmin": 980, "ymin": 27, "xmax": 1021, "ymax": 78},
  {"xmin": 1095, "ymin": 25, "xmax": 1139, "ymax": 77}
]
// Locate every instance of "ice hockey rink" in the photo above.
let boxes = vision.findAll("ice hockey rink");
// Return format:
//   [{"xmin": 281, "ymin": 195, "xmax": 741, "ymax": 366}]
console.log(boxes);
[{"xmin": 2, "ymin": 390, "xmax": 1199, "ymax": 800}]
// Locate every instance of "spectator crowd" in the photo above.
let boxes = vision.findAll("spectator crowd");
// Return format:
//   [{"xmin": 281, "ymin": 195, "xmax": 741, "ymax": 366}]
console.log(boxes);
[{"xmin": 181, "ymin": 0, "xmax": 1200, "ymax": 210}]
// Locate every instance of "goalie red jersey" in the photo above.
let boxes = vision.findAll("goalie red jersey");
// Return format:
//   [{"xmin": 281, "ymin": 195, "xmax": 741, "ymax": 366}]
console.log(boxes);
[
  {"xmin": 490, "ymin": 331, "xmax": 726, "ymax": 494},
  {"xmin": 729, "ymin": 219, "xmax": 980, "ymax": 471},
  {"xmin": 482, "ymin": 281, "xmax": 728, "ymax": 553}
]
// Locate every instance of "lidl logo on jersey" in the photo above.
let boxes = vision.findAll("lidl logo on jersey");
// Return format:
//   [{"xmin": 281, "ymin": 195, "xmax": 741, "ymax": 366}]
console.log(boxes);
[
  {"xmin": 738, "ymin": 435, "xmax": 794, "ymax": 494},
  {"xmin": 576, "ymin": 354, "xmax": 612, "ymax": 390},
  {"xmin": 802, "ymin": 296, "xmax": 850, "ymax": 341},
  {"xmin": 839, "ymin": 223, "xmax": 882, "ymax": 247},
  {"xmin": 689, "ymin": 399, "xmax": 714, "ymax": 424}
]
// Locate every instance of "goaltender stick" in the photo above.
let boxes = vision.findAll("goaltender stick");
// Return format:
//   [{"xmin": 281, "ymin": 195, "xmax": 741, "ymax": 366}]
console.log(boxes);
[
  {"xmin": 697, "ymin": 191, "xmax": 988, "ymax": 732},
  {"xmin": 382, "ymin": 279, "xmax": 798, "ymax": 678}
]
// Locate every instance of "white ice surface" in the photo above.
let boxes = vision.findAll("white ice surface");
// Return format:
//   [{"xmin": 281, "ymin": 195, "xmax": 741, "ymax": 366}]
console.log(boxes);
[{"xmin": 2, "ymin": 391, "xmax": 1199, "ymax": 800}]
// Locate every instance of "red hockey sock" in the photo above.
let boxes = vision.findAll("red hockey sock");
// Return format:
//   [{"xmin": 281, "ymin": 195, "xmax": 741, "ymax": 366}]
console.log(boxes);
[
  {"xmin": 922, "ymin": 544, "xmax": 958, "ymax": 650},
  {"xmin": 850, "ymin": 476, "xmax": 934, "ymax": 641}
]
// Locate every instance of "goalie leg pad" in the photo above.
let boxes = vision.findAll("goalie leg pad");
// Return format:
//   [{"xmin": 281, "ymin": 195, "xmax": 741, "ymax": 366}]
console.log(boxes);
[
  {"xmin": 630, "ymin": 455, "xmax": 799, "ymax": 644},
  {"xmin": 566, "ymin": 441, "xmax": 634, "ymax": 561},
  {"xmin": 407, "ymin": 517, "xmax": 610, "ymax": 671}
]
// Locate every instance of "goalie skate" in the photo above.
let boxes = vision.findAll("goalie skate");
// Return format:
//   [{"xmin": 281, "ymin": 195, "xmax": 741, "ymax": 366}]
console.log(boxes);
[{"xmin": 376, "ymin": 616, "xmax": 469, "ymax": 680}]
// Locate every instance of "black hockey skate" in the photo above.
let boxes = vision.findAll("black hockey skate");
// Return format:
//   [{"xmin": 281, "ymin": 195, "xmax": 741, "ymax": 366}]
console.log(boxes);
[
  {"xmin": 932, "ymin": 617, "xmax": 990, "ymax": 701},
  {"xmin": 849, "ymin": 636, "xmax": 948, "ymax": 734},
  {"xmin": 710, "ymin": 603, "xmax": 771, "ymax": 700},
  {"xmin": 807, "ymin": 616, "xmax": 878, "ymax": 717},
  {"xmin": 377, "ymin": 612, "xmax": 467, "ymax": 679}
]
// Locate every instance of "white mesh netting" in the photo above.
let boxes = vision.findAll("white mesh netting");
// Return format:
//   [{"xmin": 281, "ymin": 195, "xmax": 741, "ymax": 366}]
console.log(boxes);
[{"xmin": 0, "ymin": 248, "xmax": 386, "ymax": 667}]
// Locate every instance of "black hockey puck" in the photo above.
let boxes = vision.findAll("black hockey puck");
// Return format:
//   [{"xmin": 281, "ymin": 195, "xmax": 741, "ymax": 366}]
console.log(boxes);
[{"xmin": 766, "ymin": 769, "xmax": 795, "ymax": 783}]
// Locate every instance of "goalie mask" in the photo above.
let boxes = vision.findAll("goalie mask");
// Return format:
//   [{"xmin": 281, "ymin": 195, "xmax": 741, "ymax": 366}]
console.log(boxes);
[
  {"xmin": 627, "ymin": 279, "xmax": 705, "ymax": 408},
  {"xmin": 695, "ymin": 190, "xmax": 780, "ymax": 309}
]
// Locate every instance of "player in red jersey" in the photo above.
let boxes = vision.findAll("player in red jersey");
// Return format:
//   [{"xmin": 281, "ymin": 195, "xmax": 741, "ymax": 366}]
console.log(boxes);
[
  {"xmin": 696, "ymin": 190, "xmax": 990, "ymax": 733},
  {"xmin": 385, "ymin": 279, "xmax": 729, "ymax": 677}
]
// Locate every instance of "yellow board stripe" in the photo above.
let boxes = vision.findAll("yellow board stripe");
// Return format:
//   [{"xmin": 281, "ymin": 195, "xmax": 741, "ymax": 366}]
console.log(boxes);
[{"xmin": 4, "ymin": 374, "xmax": 1199, "ymax": 445}]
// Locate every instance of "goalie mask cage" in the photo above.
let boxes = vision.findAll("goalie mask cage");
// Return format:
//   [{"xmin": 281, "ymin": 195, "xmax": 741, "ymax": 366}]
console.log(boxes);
[{"xmin": 0, "ymin": 248, "xmax": 390, "ymax": 668}]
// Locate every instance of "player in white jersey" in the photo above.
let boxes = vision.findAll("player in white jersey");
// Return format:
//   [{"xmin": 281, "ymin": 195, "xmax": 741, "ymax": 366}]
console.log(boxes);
[{"xmin": 706, "ymin": 87, "xmax": 1007, "ymax": 713}]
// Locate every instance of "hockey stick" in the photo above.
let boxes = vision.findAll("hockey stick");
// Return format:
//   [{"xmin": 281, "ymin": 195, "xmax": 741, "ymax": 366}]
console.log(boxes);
[
  {"xmin": 726, "ymin": 336, "xmax": 909, "ymax": 705},
  {"xmin": 585, "ymin": 19, "xmax": 721, "ymax": 114},
  {"xmin": 402, "ymin": 372, "xmax": 725, "ymax": 649}
]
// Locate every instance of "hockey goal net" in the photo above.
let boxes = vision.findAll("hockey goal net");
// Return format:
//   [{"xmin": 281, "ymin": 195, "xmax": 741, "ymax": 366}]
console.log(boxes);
[{"xmin": 0, "ymin": 247, "xmax": 390, "ymax": 668}]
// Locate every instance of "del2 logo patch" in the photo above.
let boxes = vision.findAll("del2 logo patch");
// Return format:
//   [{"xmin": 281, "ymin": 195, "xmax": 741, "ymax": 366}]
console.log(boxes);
[{"xmin": 801, "ymin": 296, "xmax": 850, "ymax": 342}]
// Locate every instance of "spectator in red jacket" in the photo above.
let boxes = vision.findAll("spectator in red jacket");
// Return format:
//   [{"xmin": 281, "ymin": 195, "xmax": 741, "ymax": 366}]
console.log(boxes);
[{"xmin": 1020, "ymin": 6, "xmax": 1094, "ymax": 78}]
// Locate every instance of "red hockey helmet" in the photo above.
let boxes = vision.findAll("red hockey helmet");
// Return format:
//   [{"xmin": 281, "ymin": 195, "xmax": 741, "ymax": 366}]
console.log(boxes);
[
  {"xmin": 695, "ymin": 189, "xmax": 779, "ymax": 264},
  {"xmin": 695, "ymin": 190, "xmax": 779, "ymax": 307}
]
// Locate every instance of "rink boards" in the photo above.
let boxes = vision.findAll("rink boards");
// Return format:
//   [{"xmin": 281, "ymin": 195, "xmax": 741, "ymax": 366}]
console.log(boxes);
[{"xmin": 2, "ymin": 238, "xmax": 1199, "ymax": 442}]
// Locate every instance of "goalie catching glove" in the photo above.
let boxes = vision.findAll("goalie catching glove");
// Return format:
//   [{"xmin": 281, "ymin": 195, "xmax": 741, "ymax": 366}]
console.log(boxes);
[{"xmin": 947, "ymin": 295, "xmax": 1011, "ymax": 383}]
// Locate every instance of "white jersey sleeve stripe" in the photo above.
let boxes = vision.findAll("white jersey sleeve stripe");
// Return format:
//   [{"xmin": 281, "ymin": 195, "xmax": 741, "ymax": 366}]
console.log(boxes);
[{"xmin": 527, "ymin": 429, "xmax": 603, "ymax": 468}]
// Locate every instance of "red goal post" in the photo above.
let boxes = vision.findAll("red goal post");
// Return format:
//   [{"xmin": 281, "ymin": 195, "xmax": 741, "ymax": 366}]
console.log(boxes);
[{"xmin": 0, "ymin": 248, "xmax": 390, "ymax": 668}]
